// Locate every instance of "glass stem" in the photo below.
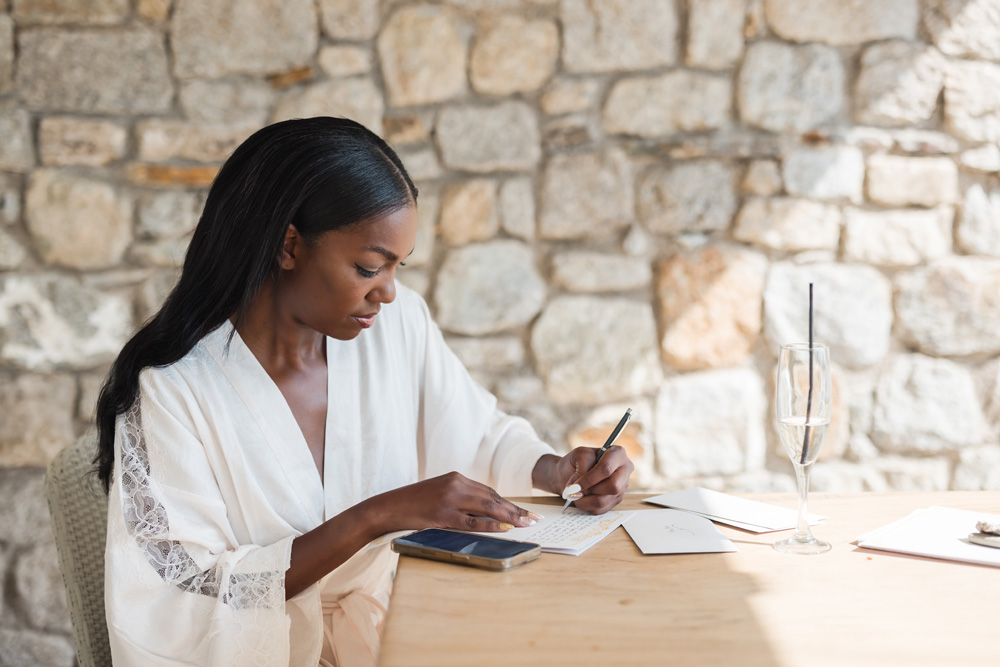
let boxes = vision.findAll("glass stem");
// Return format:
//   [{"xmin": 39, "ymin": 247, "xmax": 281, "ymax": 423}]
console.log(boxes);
[{"xmin": 793, "ymin": 462, "xmax": 813, "ymax": 542}]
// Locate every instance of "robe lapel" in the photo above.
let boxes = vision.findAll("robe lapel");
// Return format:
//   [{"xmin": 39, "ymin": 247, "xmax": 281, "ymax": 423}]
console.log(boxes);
[{"xmin": 202, "ymin": 322, "xmax": 325, "ymax": 527}]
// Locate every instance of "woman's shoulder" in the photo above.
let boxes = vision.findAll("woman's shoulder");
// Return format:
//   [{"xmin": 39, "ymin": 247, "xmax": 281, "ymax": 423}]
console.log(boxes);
[{"xmin": 138, "ymin": 323, "xmax": 230, "ymax": 390}]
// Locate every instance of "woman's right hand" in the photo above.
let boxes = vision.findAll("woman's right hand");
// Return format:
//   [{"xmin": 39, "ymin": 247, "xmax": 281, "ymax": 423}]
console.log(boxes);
[{"xmin": 369, "ymin": 472, "xmax": 540, "ymax": 534}]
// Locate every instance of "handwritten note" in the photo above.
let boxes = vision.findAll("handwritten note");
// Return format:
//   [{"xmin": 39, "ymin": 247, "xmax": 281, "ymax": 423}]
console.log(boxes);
[{"xmin": 475, "ymin": 502, "xmax": 634, "ymax": 556}]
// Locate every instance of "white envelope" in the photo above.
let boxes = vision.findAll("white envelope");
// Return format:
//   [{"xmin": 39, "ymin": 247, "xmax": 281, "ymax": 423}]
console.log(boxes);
[
  {"xmin": 624, "ymin": 508, "xmax": 737, "ymax": 555},
  {"xmin": 644, "ymin": 487, "xmax": 826, "ymax": 533}
]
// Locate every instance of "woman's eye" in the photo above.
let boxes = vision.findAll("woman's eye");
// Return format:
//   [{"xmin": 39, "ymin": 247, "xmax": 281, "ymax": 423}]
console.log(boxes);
[{"xmin": 356, "ymin": 265, "xmax": 380, "ymax": 278}]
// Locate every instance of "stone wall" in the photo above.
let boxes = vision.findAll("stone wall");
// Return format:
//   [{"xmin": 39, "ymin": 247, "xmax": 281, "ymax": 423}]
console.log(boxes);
[{"xmin": 2, "ymin": 0, "xmax": 1000, "ymax": 661}]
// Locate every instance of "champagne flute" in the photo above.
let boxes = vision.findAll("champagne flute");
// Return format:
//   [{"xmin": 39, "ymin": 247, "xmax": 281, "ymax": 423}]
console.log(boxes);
[{"xmin": 774, "ymin": 343, "xmax": 832, "ymax": 555}]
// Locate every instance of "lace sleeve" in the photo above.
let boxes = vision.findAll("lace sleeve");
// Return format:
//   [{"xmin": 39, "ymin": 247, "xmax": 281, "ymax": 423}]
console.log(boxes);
[{"xmin": 112, "ymin": 397, "xmax": 294, "ymax": 665}]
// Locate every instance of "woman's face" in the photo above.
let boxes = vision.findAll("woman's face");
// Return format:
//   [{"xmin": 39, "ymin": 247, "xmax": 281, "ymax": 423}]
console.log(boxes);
[{"xmin": 279, "ymin": 204, "xmax": 418, "ymax": 340}]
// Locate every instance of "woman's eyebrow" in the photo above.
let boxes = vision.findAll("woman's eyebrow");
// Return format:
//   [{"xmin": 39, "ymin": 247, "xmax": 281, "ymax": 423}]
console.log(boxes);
[{"xmin": 363, "ymin": 246, "xmax": 415, "ymax": 261}]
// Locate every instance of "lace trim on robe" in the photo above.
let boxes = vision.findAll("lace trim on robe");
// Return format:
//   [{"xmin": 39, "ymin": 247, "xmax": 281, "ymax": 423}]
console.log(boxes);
[{"xmin": 118, "ymin": 399, "xmax": 284, "ymax": 610}]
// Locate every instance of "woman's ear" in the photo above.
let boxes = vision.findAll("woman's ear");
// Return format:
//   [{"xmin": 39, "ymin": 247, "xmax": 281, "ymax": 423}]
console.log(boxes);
[{"xmin": 279, "ymin": 224, "xmax": 300, "ymax": 270}]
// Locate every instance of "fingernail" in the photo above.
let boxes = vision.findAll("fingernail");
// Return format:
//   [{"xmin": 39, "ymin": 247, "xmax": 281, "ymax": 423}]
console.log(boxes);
[
  {"xmin": 498, "ymin": 523, "xmax": 514, "ymax": 531},
  {"xmin": 568, "ymin": 492, "xmax": 583, "ymax": 500},
  {"xmin": 561, "ymin": 483, "xmax": 582, "ymax": 499},
  {"xmin": 517, "ymin": 515, "xmax": 535, "ymax": 527},
  {"xmin": 528, "ymin": 511, "xmax": 544, "ymax": 522}
]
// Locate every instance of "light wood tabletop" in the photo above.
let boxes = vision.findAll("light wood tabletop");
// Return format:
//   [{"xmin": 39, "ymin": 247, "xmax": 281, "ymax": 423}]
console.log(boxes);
[{"xmin": 378, "ymin": 491, "xmax": 1000, "ymax": 667}]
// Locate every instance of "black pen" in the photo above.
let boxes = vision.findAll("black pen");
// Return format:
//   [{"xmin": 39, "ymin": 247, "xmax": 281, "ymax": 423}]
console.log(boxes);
[{"xmin": 561, "ymin": 408, "xmax": 633, "ymax": 512}]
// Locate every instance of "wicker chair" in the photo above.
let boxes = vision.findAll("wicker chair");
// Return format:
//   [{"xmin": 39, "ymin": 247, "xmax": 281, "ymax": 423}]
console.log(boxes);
[{"xmin": 44, "ymin": 431, "xmax": 113, "ymax": 667}]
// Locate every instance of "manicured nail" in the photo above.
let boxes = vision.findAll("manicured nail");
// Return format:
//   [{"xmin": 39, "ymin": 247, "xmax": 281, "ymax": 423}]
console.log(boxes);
[
  {"xmin": 561, "ymin": 483, "xmax": 582, "ymax": 499},
  {"xmin": 568, "ymin": 492, "xmax": 583, "ymax": 500},
  {"xmin": 528, "ymin": 511, "xmax": 544, "ymax": 522},
  {"xmin": 498, "ymin": 523, "xmax": 514, "ymax": 531}
]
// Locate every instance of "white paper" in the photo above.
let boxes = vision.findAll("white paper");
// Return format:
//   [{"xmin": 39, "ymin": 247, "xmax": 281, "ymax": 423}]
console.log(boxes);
[
  {"xmin": 623, "ymin": 509, "xmax": 737, "ymax": 555},
  {"xmin": 644, "ymin": 487, "xmax": 826, "ymax": 533},
  {"xmin": 475, "ymin": 503, "xmax": 634, "ymax": 556},
  {"xmin": 857, "ymin": 506, "xmax": 1000, "ymax": 568}
]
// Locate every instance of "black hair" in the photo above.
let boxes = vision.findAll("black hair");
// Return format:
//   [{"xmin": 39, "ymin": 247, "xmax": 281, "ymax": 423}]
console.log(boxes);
[{"xmin": 95, "ymin": 117, "xmax": 418, "ymax": 492}]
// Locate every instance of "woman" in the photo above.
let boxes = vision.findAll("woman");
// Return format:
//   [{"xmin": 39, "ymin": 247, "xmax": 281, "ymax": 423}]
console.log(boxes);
[{"xmin": 96, "ymin": 117, "xmax": 633, "ymax": 666}]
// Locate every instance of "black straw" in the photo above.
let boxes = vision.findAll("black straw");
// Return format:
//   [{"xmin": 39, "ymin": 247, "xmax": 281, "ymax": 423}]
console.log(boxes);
[{"xmin": 800, "ymin": 283, "xmax": 814, "ymax": 465}]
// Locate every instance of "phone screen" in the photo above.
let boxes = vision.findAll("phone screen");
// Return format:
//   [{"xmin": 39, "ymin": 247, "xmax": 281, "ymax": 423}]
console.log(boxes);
[{"xmin": 395, "ymin": 528, "xmax": 538, "ymax": 559}]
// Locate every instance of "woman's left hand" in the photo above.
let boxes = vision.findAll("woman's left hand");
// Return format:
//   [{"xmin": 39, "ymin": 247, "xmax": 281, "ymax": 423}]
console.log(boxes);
[{"xmin": 533, "ymin": 447, "xmax": 634, "ymax": 515}]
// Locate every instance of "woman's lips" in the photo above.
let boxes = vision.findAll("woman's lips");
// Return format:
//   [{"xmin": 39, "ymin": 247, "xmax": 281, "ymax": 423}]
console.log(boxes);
[{"xmin": 352, "ymin": 314, "xmax": 376, "ymax": 328}]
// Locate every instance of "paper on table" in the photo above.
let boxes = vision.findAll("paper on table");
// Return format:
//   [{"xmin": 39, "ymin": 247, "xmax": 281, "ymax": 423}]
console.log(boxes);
[
  {"xmin": 644, "ymin": 487, "xmax": 826, "ymax": 533},
  {"xmin": 623, "ymin": 509, "xmax": 737, "ymax": 555},
  {"xmin": 857, "ymin": 506, "xmax": 1000, "ymax": 568},
  {"xmin": 475, "ymin": 503, "xmax": 634, "ymax": 556}
]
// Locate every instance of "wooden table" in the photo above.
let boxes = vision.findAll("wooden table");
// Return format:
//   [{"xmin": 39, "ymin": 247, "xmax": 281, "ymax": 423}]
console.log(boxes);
[{"xmin": 379, "ymin": 491, "xmax": 1000, "ymax": 667}]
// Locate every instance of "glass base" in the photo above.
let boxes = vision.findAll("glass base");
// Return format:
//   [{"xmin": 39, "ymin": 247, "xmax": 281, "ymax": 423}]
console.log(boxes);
[{"xmin": 773, "ymin": 535, "xmax": 831, "ymax": 555}]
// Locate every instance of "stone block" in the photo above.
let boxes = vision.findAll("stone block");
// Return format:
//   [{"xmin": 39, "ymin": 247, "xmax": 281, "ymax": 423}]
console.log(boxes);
[
  {"xmin": 874, "ymin": 457, "xmax": 951, "ymax": 492},
  {"xmin": 136, "ymin": 0, "xmax": 170, "ymax": 22},
  {"xmin": 896, "ymin": 257, "xmax": 1000, "ymax": 357},
  {"xmin": 408, "ymin": 191, "xmax": 437, "ymax": 268},
  {"xmin": 25, "ymin": 169, "xmax": 132, "ymax": 269},
  {"xmin": 383, "ymin": 115, "xmax": 430, "ymax": 146},
  {"xmin": 782, "ymin": 146, "xmax": 864, "ymax": 202},
  {"xmin": 764, "ymin": 0, "xmax": 918, "ymax": 44},
  {"xmin": 855, "ymin": 41, "xmax": 945, "ymax": 126},
  {"xmin": 494, "ymin": 375, "xmax": 545, "ymax": 406},
  {"xmin": 77, "ymin": 372, "xmax": 103, "ymax": 421},
  {"xmin": 272, "ymin": 78, "xmax": 384, "ymax": 137},
  {"xmin": 317, "ymin": 45, "xmax": 372, "ymax": 77},
  {"xmin": 542, "ymin": 114, "xmax": 595, "ymax": 150},
  {"xmin": 945, "ymin": 60, "xmax": 1000, "ymax": 142},
  {"xmin": 0, "ymin": 228, "xmax": 27, "ymax": 269},
  {"xmin": 12, "ymin": 0, "xmax": 128, "ymax": 24},
  {"xmin": 541, "ymin": 78, "xmax": 599, "ymax": 116},
  {"xmin": 561, "ymin": 0, "xmax": 677, "ymax": 73},
  {"xmin": 0, "ymin": 628, "xmax": 74, "ymax": 667},
  {"xmin": 764, "ymin": 262, "xmax": 892, "ymax": 369},
  {"xmin": 0, "ymin": 274, "xmax": 132, "ymax": 371},
  {"xmin": 866, "ymin": 155, "xmax": 959, "ymax": 207},
  {"xmin": 434, "ymin": 240, "xmax": 545, "ymax": 336},
  {"xmin": 953, "ymin": 445, "xmax": 1000, "ymax": 490},
  {"xmin": 439, "ymin": 179, "xmax": 499, "ymax": 246},
  {"xmin": 499, "ymin": 177, "xmax": 535, "ymax": 241},
  {"xmin": 739, "ymin": 41, "xmax": 843, "ymax": 133},
  {"xmin": 0, "ymin": 15, "xmax": 12, "ymax": 92},
  {"xmin": 178, "ymin": 80, "xmax": 274, "ymax": 125},
  {"xmin": 0, "ymin": 107, "xmax": 35, "ymax": 172},
  {"xmin": 129, "ymin": 237, "xmax": 190, "ymax": 268},
  {"xmin": 14, "ymin": 541, "xmax": 71, "ymax": 633},
  {"xmin": 378, "ymin": 4, "xmax": 468, "ymax": 106},
  {"xmin": 470, "ymin": 15, "xmax": 558, "ymax": 95},
  {"xmin": 657, "ymin": 245, "xmax": 767, "ymax": 371},
  {"xmin": 39, "ymin": 117, "xmax": 127, "ymax": 167},
  {"xmin": 843, "ymin": 206, "xmax": 953, "ymax": 267},
  {"xmin": 603, "ymin": 71, "xmax": 731, "ymax": 137},
  {"xmin": 538, "ymin": 149, "xmax": 633, "ymax": 240},
  {"xmin": 0, "ymin": 374, "xmax": 76, "ymax": 466},
  {"xmin": 137, "ymin": 269, "xmax": 180, "ymax": 321},
  {"xmin": 686, "ymin": 0, "xmax": 745, "ymax": 69},
  {"xmin": 654, "ymin": 367, "xmax": 765, "ymax": 477},
  {"xmin": 551, "ymin": 251, "xmax": 651, "ymax": 293},
  {"xmin": 872, "ymin": 354, "xmax": 988, "ymax": 453},
  {"xmin": 733, "ymin": 198, "xmax": 841, "ymax": 251},
  {"xmin": 957, "ymin": 184, "xmax": 1000, "ymax": 257},
  {"xmin": 396, "ymin": 269, "xmax": 429, "ymax": 299},
  {"xmin": 17, "ymin": 28, "xmax": 172, "ymax": 114},
  {"xmin": 137, "ymin": 190, "xmax": 202, "ymax": 241},
  {"xmin": 924, "ymin": 0, "xmax": 1000, "ymax": 61},
  {"xmin": 128, "ymin": 164, "xmax": 219, "ymax": 188},
  {"xmin": 444, "ymin": 335, "xmax": 524, "ymax": 370},
  {"xmin": 319, "ymin": 0, "xmax": 378, "ymax": 39},
  {"xmin": 959, "ymin": 144, "xmax": 1000, "ymax": 172},
  {"xmin": 531, "ymin": 295, "xmax": 662, "ymax": 403},
  {"xmin": 397, "ymin": 148, "xmax": 441, "ymax": 182},
  {"xmin": 0, "ymin": 173, "xmax": 21, "ymax": 225},
  {"xmin": 638, "ymin": 160, "xmax": 736, "ymax": 235},
  {"xmin": 437, "ymin": 102, "xmax": 540, "ymax": 173},
  {"xmin": 743, "ymin": 160, "xmax": 782, "ymax": 196},
  {"xmin": 0, "ymin": 467, "xmax": 49, "ymax": 545},
  {"xmin": 171, "ymin": 0, "xmax": 318, "ymax": 77}
]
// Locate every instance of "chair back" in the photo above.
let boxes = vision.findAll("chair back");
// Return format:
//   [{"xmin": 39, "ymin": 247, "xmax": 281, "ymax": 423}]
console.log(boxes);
[{"xmin": 44, "ymin": 431, "xmax": 112, "ymax": 667}]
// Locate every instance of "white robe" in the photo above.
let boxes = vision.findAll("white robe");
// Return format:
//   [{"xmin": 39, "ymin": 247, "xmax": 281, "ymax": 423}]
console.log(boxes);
[{"xmin": 104, "ymin": 284, "xmax": 555, "ymax": 667}]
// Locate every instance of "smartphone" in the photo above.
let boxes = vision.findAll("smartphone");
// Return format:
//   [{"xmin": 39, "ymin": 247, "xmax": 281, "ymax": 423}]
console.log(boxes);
[{"xmin": 391, "ymin": 528, "xmax": 541, "ymax": 572}]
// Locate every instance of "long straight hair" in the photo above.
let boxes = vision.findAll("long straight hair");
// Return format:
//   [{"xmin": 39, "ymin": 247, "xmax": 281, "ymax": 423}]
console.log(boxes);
[{"xmin": 95, "ymin": 117, "xmax": 418, "ymax": 491}]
